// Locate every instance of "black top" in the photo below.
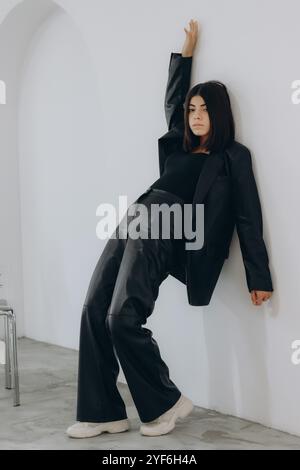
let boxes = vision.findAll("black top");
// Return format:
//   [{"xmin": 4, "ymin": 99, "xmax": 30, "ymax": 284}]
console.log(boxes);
[{"xmin": 150, "ymin": 149, "xmax": 210, "ymax": 203}]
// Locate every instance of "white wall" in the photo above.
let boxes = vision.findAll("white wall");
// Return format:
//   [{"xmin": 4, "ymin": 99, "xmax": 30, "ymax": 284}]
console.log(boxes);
[{"xmin": 0, "ymin": 0, "xmax": 300, "ymax": 436}]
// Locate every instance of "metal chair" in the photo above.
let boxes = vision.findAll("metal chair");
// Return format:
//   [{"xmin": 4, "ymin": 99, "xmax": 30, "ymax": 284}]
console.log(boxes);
[{"xmin": 0, "ymin": 299, "xmax": 20, "ymax": 406}]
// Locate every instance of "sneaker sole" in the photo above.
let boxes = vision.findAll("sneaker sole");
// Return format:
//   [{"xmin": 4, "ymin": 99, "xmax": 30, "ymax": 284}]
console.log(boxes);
[
  {"xmin": 140, "ymin": 397, "xmax": 194, "ymax": 437},
  {"xmin": 67, "ymin": 420, "xmax": 130, "ymax": 438}
]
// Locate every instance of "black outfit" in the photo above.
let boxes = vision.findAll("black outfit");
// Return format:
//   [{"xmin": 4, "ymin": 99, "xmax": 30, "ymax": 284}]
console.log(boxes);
[
  {"xmin": 158, "ymin": 52, "xmax": 274, "ymax": 304},
  {"xmin": 76, "ymin": 145, "xmax": 210, "ymax": 423},
  {"xmin": 150, "ymin": 149, "xmax": 209, "ymax": 203},
  {"xmin": 76, "ymin": 187, "xmax": 191, "ymax": 424},
  {"xmin": 76, "ymin": 51, "xmax": 274, "ymax": 424}
]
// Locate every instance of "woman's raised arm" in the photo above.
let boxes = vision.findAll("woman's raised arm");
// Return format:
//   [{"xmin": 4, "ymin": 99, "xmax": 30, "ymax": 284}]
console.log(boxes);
[{"xmin": 164, "ymin": 20, "xmax": 199, "ymax": 131}]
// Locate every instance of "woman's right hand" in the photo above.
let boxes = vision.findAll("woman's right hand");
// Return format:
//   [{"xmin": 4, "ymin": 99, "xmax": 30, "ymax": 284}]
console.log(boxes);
[{"xmin": 181, "ymin": 19, "xmax": 199, "ymax": 57}]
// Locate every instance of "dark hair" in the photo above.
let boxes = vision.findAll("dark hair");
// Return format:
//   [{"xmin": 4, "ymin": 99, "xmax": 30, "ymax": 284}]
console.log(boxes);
[{"xmin": 182, "ymin": 81, "xmax": 235, "ymax": 153}]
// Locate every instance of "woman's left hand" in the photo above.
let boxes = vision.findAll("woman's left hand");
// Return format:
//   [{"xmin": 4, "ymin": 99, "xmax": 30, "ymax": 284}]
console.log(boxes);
[{"xmin": 250, "ymin": 290, "xmax": 272, "ymax": 306}]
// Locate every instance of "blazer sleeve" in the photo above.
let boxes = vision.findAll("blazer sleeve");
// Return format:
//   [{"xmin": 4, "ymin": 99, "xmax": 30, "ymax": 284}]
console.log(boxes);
[
  {"xmin": 164, "ymin": 52, "xmax": 193, "ymax": 131},
  {"xmin": 231, "ymin": 147, "xmax": 274, "ymax": 293}
]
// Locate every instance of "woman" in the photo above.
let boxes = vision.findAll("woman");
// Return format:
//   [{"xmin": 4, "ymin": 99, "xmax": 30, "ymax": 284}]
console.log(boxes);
[{"xmin": 67, "ymin": 19, "xmax": 273, "ymax": 439}]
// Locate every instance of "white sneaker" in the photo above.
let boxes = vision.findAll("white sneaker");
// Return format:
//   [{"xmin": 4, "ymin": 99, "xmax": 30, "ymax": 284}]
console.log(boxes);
[
  {"xmin": 66, "ymin": 418, "xmax": 130, "ymax": 438},
  {"xmin": 140, "ymin": 395, "xmax": 193, "ymax": 437}
]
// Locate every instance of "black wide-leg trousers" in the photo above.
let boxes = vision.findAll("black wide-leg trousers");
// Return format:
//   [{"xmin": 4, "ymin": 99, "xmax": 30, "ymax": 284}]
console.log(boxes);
[{"xmin": 76, "ymin": 187, "xmax": 185, "ymax": 424}]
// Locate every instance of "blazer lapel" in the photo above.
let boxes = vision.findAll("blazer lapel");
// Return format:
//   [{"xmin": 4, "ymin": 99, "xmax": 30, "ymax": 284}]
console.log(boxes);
[{"xmin": 192, "ymin": 151, "xmax": 224, "ymax": 206}]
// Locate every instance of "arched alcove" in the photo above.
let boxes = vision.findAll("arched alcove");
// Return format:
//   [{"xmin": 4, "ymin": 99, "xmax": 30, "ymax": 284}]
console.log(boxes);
[{"xmin": 0, "ymin": 0, "xmax": 102, "ymax": 349}]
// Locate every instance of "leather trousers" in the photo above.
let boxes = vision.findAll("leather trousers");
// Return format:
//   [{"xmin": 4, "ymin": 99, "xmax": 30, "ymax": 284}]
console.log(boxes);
[{"xmin": 76, "ymin": 188, "xmax": 185, "ymax": 424}]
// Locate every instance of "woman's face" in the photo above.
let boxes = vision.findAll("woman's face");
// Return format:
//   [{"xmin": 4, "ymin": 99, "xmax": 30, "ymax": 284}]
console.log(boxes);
[{"xmin": 188, "ymin": 95, "xmax": 210, "ymax": 141}]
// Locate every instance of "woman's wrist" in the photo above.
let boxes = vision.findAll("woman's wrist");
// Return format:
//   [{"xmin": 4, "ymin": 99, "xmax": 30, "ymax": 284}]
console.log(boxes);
[{"xmin": 181, "ymin": 49, "xmax": 194, "ymax": 57}]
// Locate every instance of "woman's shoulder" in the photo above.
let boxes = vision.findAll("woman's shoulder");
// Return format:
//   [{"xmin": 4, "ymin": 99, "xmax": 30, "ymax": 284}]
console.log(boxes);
[
  {"xmin": 227, "ymin": 139, "xmax": 250, "ymax": 154},
  {"xmin": 226, "ymin": 140, "xmax": 252, "ymax": 163},
  {"xmin": 225, "ymin": 140, "xmax": 254, "ymax": 177}
]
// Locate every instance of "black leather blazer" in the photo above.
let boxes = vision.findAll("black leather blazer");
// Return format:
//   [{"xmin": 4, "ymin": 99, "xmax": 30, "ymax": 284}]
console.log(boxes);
[{"xmin": 156, "ymin": 52, "xmax": 274, "ymax": 306}]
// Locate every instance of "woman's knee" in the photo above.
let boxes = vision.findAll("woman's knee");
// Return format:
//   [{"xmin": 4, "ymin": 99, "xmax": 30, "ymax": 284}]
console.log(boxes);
[{"xmin": 105, "ymin": 313, "xmax": 138, "ymax": 339}]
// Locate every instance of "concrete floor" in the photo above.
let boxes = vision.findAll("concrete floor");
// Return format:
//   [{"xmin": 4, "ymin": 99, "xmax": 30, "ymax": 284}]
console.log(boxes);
[{"xmin": 1, "ymin": 337, "xmax": 300, "ymax": 450}]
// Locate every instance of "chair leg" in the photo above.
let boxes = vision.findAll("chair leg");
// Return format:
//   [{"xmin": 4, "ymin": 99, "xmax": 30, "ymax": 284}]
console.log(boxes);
[
  {"xmin": 10, "ymin": 312, "xmax": 20, "ymax": 406},
  {"xmin": 4, "ymin": 315, "xmax": 12, "ymax": 390}
]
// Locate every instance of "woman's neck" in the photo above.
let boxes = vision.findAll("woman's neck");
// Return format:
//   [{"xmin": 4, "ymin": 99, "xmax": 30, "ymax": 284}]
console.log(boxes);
[{"xmin": 191, "ymin": 147, "xmax": 210, "ymax": 154}]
